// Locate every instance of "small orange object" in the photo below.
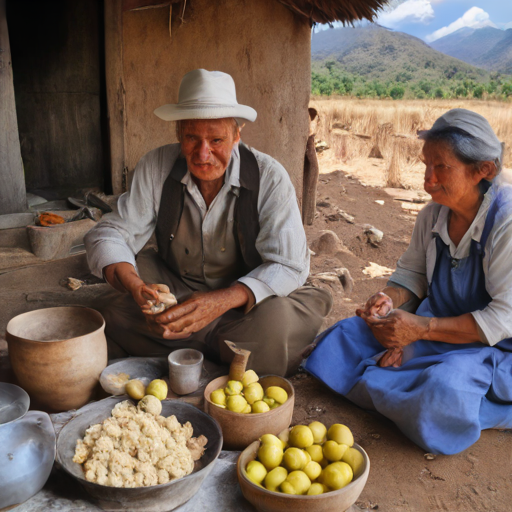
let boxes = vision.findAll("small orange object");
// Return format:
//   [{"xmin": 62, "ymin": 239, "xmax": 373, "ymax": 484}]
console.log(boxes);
[{"xmin": 38, "ymin": 212, "xmax": 66, "ymax": 226}]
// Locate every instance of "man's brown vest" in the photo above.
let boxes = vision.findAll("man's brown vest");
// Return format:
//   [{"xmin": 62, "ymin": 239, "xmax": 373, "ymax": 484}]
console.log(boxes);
[{"xmin": 155, "ymin": 143, "xmax": 263, "ymax": 277}]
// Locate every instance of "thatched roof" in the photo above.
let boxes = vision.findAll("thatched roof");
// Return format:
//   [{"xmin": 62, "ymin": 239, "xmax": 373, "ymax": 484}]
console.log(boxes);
[
  {"xmin": 123, "ymin": 0, "xmax": 388, "ymax": 26},
  {"xmin": 277, "ymin": 0, "xmax": 389, "ymax": 25}
]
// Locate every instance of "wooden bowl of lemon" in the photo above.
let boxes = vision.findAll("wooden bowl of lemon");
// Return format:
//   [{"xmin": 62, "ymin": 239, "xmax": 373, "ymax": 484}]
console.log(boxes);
[
  {"xmin": 236, "ymin": 423, "xmax": 370, "ymax": 512},
  {"xmin": 204, "ymin": 373, "xmax": 294, "ymax": 450}
]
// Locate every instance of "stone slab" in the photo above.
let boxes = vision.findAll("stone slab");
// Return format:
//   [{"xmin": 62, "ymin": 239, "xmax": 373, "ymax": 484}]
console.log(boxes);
[{"xmin": 0, "ymin": 213, "xmax": 35, "ymax": 230}]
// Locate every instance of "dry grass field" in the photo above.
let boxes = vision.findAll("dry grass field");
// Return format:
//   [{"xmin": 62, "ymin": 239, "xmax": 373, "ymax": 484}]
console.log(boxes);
[{"xmin": 310, "ymin": 98, "xmax": 512, "ymax": 190}]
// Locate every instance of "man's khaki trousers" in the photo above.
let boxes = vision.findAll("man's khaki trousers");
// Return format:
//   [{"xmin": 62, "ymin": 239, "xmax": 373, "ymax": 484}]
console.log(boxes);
[{"xmin": 101, "ymin": 250, "xmax": 333, "ymax": 377}]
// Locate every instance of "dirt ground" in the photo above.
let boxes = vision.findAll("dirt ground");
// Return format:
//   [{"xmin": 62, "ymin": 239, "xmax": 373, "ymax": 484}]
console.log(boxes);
[{"xmin": 1, "ymin": 151, "xmax": 512, "ymax": 511}]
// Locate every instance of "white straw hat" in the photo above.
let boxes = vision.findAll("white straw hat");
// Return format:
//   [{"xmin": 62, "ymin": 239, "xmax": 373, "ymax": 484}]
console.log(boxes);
[{"xmin": 154, "ymin": 69, "xmax": 257, "ymax": 123}]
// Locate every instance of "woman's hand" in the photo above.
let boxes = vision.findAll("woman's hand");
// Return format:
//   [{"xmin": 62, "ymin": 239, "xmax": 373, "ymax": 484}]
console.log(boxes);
[
  {"xmin": 378, "ymin": 348, "xmax": 403, "ymax": 368},
  {"xmin": 365, "ymin": 309, "xmax": 430, "ymax": 349},
  {"xmin": 356, "ymin": 292, "xmax": 393, "ymax": 319}
]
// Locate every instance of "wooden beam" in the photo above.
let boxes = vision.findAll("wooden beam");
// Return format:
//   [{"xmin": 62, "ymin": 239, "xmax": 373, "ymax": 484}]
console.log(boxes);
[
  {"xmin": 105, "ymin": 0, "xmax": 126, "ymax": 194},
  {"xmin": 0, "ymin": 0, "xmax": 26, "ymax": 214}
]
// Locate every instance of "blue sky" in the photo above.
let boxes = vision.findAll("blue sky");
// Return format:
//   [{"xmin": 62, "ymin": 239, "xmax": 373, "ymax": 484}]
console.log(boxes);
[{"xmin": 317, "ymin": 0, "xmax": 512, "ymax": 43}]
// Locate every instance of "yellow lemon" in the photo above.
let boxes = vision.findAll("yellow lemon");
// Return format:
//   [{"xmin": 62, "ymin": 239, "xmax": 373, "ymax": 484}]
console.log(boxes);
[
  {"xmin": 125, "ymin": 379, "xmax": 146, "ymax": 400},
  {"xmin": 306, "ymin": 444, "xmax": 324, "ymax": 463},
  {"xmin": 264, "ymin": 466, "xmax": 288, "ymax": 492},
  {"xmin": 252, "ymin": 400, "xmax": 270, "ymax": 413},
  {"xmin": 323, "ymin": 440, "xmax": 348, "ymax": 462},
  {"xmin": 145, "ymin": 379, "xmax": 167, "ymax": 400},
  {"xmin": 304, "ymin": 461, "xmax": 322, "ymax": 481},
  {"xmin": 327, "ymin": 423, "xmax": 354, "ymax": 447},
  {"xmin": 283, "ymin": 447, "xmax": 307, "ymax": 471},
  {"xmin": 280, "ymin": 481, "xmax": 296, "ymax": 494},
  {"xmin": 225, "ymin": 380, "xmax": 243, "ymax": 396},
  {"xmin": 289, "ymin": 425, "xmax": 314, "ymax": 448},
  {"xmin": 210, "ymin": 388, "xmax": 226, "ymax": 407},
  {"xmin": 308, "ymin": 421, "xmax": 327, "ymax": 444},
  {"xmin": 284, "ymin": 470, "xmax": 311, "ymax": 495},
  {"xmin": 260, "ymin": 434, "xmax": 282, "ymax": 448},
  {"xmin": 246, "ymin": 460, "xmax": 267, "ymax": 485},
  {"xmin": 322, "ymin": 462, "xmax": 353, "ymax": 490},
  {"xmin": 242, "ymin": 369, "xmax": 259, "ymax": 387},
  {"xmin": 243, "ymin": 382, "xmax": 264, "ymax": 404},
  {"xmin": 226, "ymin": 394, "xmax": 248, "ymax": 413},
  {"xmin": 278, "ymin": 429, "xmax": 290, "ymax": 447},
  {"xmin": 303, "ymin": 449, "xmax": 312, "ymax": 465},
  {"xmin": 263, "ymin": 397, "xmax": 275, "ymax": 408},
  {"xmin": 257, "ymin": 443, "xmax": 284, "ymax": 470},
  {"xmin": 265, "ymin": 386, "xmax": 288, "ymax": 404},
  {"xmin": 242, "ymin": 403, "xmax": 252, "ymax": 414},
  {"xmin": 307, "ymin": 482, "xmax": 325, "ymax": 495},
  {"xmin": 342, "ymin": 447, "xmax": 365, "ymax": 477}
]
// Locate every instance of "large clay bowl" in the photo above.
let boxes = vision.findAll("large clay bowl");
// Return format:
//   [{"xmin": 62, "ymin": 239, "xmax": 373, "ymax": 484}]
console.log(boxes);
[
  {"xmin": 56, "ymin": 396, "xmax": 223, "ymax": 512},
  {"xmin": 6, "ymin": 306, "xmax": 108, "ymax": 412},
  {"xmin": 237, "ymin": 438, "xmax": 370, "ymax": 512},
  {"xmin": 204, "ymin": 375, "xmax": 294, "ymax": 450},
  {"xmin": 0, "ymin": 383, "xmax": 56, "ymax": 511}
]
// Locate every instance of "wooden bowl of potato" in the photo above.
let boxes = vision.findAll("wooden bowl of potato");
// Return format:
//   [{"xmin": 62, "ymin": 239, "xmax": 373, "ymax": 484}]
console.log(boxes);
[
  {"xmin": 237, "ymin": 432, "xmax": 370, "ymax": 512},
  {"xmin": 204, "ymin": 375, "xmax": 294, "ymax": 451}
]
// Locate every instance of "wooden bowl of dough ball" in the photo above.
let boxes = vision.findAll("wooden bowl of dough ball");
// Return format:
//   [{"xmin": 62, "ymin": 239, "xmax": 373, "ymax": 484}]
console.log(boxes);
[{"xmin": 204, "ymin": 375, "xmax": 294, "ymax": 451}]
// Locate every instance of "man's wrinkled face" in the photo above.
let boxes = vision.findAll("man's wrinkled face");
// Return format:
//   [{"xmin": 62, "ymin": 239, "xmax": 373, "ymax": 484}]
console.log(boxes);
[{"xmin": 180, "ymin": 118, "xmax": 240, "ymax": 183}]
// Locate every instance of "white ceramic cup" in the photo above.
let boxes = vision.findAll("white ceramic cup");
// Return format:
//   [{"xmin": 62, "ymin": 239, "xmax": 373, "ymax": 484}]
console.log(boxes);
[{"xmin": 168, "ymin": 349, "xmax": 204, "ymax": 395}]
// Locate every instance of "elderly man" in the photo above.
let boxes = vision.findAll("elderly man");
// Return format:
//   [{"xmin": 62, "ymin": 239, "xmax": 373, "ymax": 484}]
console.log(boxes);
[{"xmin": 85, "ymin": 69, "xmax": 332, "ymax": 376}]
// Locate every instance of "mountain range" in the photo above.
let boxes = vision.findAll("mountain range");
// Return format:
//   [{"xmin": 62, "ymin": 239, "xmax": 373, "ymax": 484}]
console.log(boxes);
[
  {"xmin": 430, "ymin": 27, "xmax": 512, "ymax": 75},
  {"xmin": 311, "ymin": 24, "xmax": 489, "ymax": 84}
]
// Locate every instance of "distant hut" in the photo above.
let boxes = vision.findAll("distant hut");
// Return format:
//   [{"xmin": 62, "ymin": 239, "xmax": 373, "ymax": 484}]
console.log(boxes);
[{"xmin": 1, "ymin": 0, "xmax": 386, "ymax": 215}]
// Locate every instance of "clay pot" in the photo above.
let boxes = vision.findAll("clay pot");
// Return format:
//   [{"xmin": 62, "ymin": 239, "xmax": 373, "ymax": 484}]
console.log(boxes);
[{"xmin": 6, "ymin": 306, "xmax": 108, "ymax": 412}]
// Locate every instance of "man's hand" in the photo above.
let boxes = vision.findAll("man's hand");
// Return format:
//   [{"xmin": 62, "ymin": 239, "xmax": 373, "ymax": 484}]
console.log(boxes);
[
  {"xmin": 364, "ymin": 309, "xmax": 430, "ymax": 350},
  {"xmin": 145, "ymin": 283, "xmax": 250, "ymax": 340},
  {"xmin": 103, "ymin": 262, "xmax": 160, "ymax": 307},
  {"xmin": 356, "ymin": 292, "xmax": 393, "ymax": 319}
]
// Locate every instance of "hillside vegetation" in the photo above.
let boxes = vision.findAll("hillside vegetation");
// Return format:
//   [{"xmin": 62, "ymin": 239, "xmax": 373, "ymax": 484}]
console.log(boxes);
[{"xmin": 311, "ymin": 25, "xmax": 512, "ymax": 99}]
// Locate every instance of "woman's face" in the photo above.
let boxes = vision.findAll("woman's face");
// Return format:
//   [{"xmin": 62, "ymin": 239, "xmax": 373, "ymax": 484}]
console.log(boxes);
[{"xmin": 421, "ymin": 140, "xmax": 482, "ymax": 210}]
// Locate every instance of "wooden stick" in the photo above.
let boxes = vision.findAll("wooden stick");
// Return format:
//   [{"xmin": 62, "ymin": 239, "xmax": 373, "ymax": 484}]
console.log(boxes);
[{"xmin": 224, "ymin": 340, "xmax": 251, "ymax": 381}]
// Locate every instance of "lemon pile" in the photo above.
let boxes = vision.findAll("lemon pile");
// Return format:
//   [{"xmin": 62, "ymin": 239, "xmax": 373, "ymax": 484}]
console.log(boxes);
[
  {"xmin": 125, "ymin": 378, "xmax": 168, "ymax": 415},
  {"xmin": 245, "ymin": 422, "xmax": 364, "ymax": 495},
  {"xmin": 210, "ymin": 370, "xmax": 288, "ymax": 414}
]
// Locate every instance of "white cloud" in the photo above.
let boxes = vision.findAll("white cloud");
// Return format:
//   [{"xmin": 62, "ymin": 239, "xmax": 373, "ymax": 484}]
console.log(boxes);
[
  {"xmin": 377, "ymin": 0, "xmax": 435, "ymax": 28},
  {"xmin": 425, "ymin": 7, "xmax": 496, "ymax": 42}
]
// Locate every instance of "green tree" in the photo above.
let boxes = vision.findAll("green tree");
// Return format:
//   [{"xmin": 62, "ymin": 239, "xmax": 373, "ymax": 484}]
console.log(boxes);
[
  {"xmin": 390, "ymin": 85, "xmax": 405, "ymax": 100},
  {"xmin": 473, "ymin": 85, "xmax": 485, "ymax": 99}
]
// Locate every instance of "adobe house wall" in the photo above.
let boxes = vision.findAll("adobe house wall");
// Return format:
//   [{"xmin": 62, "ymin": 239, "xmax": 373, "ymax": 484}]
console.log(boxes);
[{"xmin": 109, "ymin": 0, "xmax": 311, "ymax": 198}]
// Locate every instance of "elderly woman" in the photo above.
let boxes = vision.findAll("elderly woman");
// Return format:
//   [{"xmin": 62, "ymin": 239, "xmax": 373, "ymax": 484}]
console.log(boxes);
[{"xmin": 305, "ymin": 109, "xmax": 512, "ymax": 455}]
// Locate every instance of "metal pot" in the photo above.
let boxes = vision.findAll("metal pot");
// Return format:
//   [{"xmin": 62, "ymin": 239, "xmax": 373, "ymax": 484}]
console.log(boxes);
[
  {"xmin": 0, "ymin": 383, "xmax": 56, "ymax": 510},
  {"xmin": 6, "ymin": 306, "xmax": 108, "ymax": 412}
]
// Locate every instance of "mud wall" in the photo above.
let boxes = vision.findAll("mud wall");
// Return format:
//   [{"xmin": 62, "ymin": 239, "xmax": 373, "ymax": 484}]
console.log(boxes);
[{"xmin": 112, "ymin": 0, "xmax": 311, "ymax": 197}]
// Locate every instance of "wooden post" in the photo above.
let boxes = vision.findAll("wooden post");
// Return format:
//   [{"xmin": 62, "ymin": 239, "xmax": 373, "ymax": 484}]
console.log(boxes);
[
  {"xmin": 0, "ymin": 0, "xmax": 26, "ymax": 214},
  {"xmin": 105, "ymin": 0, "xmax": 126, "ymax": 195},
  {"xmin": 302, "ymin": 108, "xmax": 320, "ymax": 226}
]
